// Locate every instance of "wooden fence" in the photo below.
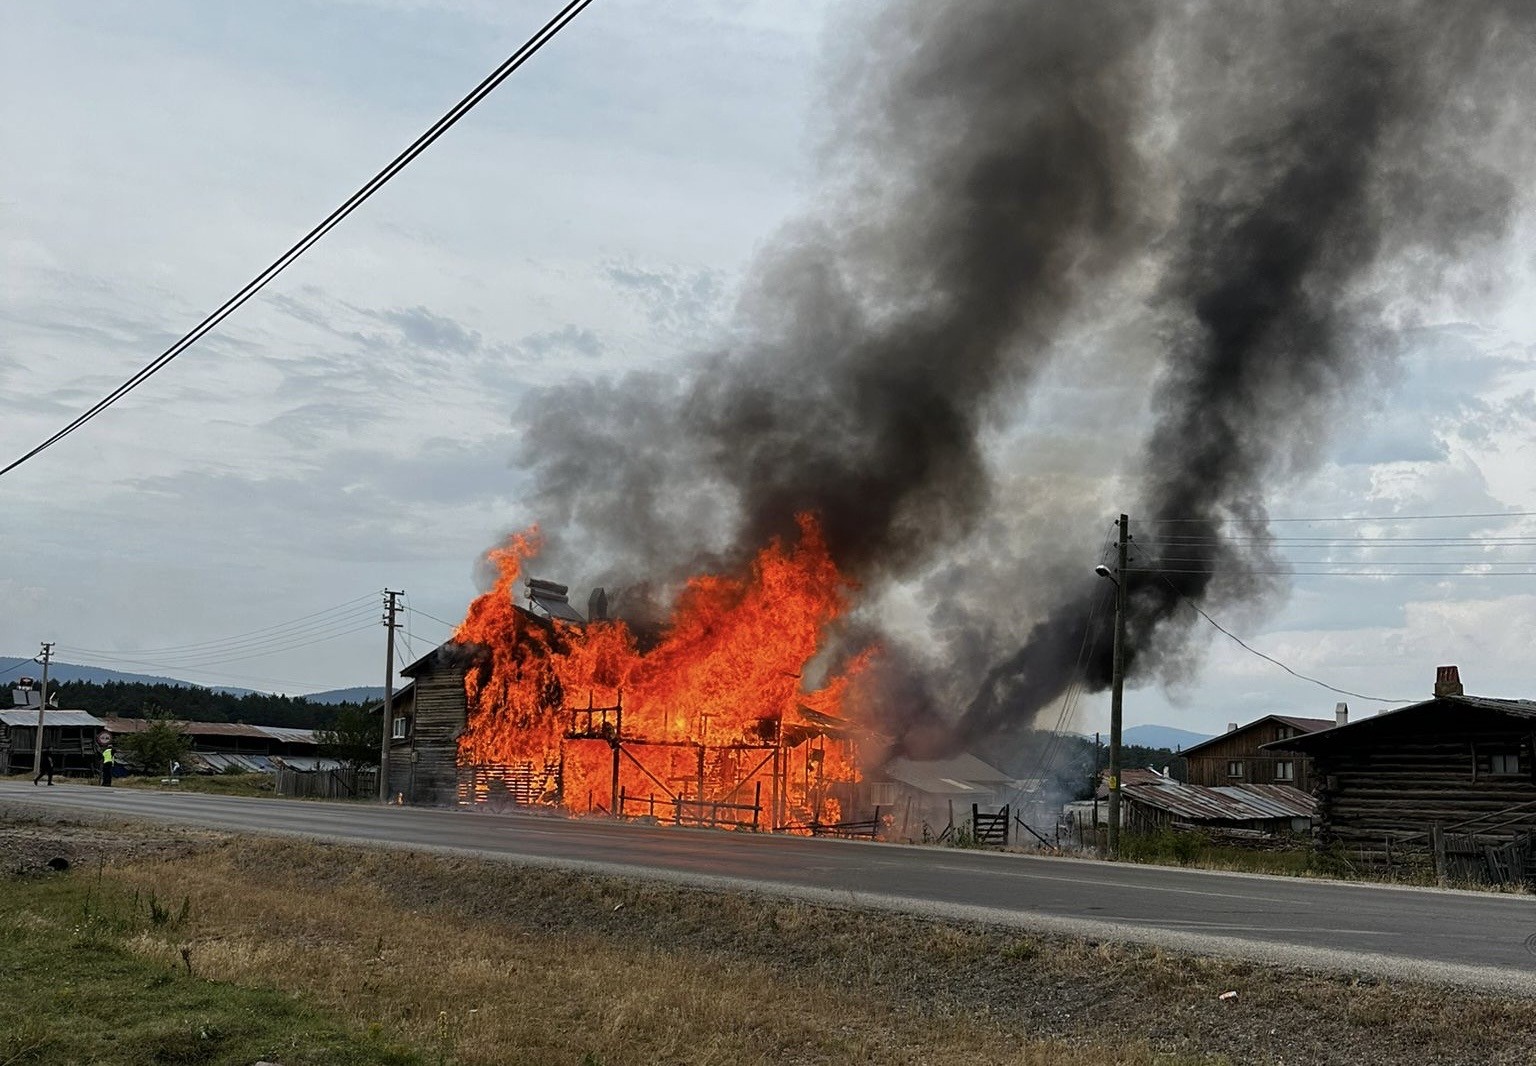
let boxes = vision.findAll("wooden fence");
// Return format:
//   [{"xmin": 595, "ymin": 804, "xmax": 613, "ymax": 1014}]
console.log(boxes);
[
  {"xmin": 276, "ymin": 765, "xmax": 376, "ymax": 800},
  {"xmin": 1431, "ymin": 826, "xmax": 1536, "ymax": 886}
]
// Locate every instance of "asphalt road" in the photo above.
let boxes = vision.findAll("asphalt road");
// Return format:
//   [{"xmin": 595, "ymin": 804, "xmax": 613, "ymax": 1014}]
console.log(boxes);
[{"xmin": 5, "ymin": 781, "xmax": 1535, "ymax": 993}]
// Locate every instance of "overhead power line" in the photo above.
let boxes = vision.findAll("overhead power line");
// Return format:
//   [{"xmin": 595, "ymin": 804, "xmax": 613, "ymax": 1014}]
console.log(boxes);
[
  {"xmin": 0, "ymin": 0, "xmax": 596, "ymax": 478},
  {"xmin": 404, "ymin": 605, "xmax": 463, "ymax": 631},
  {"xmin": 1146, "ymin": 509, "xmax": 1536, "ymax": 524},
  {"xmin": 65, "ymin": 595, "xmax": 377, "ymax": 657},
  {"xmin": 1124, "ymin": 544, "xmax": 1413, "ymax": 703}
]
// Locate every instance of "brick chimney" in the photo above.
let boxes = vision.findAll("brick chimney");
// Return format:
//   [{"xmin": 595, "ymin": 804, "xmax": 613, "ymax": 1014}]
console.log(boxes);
[
  {"xmin": 1434, "ymin": 665, "xmax": 1464, "ymax": 698},
  {"xmin": 1334, "ymin": 702, "xmax": 1349, "ymax": 727}
]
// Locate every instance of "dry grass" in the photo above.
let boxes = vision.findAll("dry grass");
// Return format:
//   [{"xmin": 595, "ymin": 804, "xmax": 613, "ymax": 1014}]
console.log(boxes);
[
  {"xmin": 7, "ymin": 808, "xmax": 1535, "ymax": 1065},
  {"xmin": 103, "ymin": 840, "xmax": 1206, "ymax": 1065}
]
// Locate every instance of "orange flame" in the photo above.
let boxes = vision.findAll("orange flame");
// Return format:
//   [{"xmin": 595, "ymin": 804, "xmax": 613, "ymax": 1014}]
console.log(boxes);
[{"xmin": 454, "ymin": 514, "xmax": 873, "ymax": 828}]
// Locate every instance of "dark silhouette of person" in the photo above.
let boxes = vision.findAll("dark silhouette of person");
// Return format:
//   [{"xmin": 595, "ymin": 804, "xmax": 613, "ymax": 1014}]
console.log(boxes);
[{"xmin": 33, "ymin": 751, "xmax": 54, "ymax": 786}]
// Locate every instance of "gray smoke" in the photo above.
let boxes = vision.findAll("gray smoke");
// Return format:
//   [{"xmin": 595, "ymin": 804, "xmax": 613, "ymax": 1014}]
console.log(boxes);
[
  {"xmin": 509, "ymin": 1, "xmax": 1534, "ymax": 750},
  {"xmin": 958, "ymin": 0, "xmax": 1535, "ymax": 741}
]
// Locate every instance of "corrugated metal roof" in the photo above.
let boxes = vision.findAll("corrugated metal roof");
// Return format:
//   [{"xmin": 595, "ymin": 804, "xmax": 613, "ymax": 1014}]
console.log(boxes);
[
  {"xmin": 98, "ymin": 717, "xmax": 320, "ymax": 745},
  {"xmin": 257, "ymin": 726, "xmax": 323, "ymax": 744},
  {"xmin": 0, "ymin": 709, "xmax": 107, "ymax": 729},
  {"xmin": 194, "ymin": 752, "xmax": 280, "ymax": 773},
  {"xmin": 1122, "ymin": 780, "xmax": 1316, "ymax": 822}
]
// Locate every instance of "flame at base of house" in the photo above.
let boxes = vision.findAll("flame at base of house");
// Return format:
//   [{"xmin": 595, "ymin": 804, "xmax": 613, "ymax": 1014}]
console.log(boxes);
[{"xmin": 448, "ymin": 514, "xmax": 878, "ymax": 832}]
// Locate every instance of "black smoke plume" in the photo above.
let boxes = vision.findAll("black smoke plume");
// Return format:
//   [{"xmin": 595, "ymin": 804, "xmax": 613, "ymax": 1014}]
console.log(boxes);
[
  {"xmin": 509, "ymin": 1, "xmax": 1534, "ymax": 749},
  {"xmin": 958, "ymin": 0, "xmax": 1534, "ymax": 740}
]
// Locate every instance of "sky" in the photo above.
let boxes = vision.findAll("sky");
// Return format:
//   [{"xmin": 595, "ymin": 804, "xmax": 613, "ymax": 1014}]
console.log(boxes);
[{"xmin": 3, "ymin": 1, "xmax": 1535, "ymax": 739}]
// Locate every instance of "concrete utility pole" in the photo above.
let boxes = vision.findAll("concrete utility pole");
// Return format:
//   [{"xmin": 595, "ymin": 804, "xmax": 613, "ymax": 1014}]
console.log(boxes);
[
  {"xmin": 32, "ymin": 641, "xmax": 55, "ymax": 777},
  {"xmin": 379, "ymin": 590, "xmax": 402, "ymax": 802},
  {"xmin": 1107, "ymin": 514, "xmax": 1129, "ymax": 860}
]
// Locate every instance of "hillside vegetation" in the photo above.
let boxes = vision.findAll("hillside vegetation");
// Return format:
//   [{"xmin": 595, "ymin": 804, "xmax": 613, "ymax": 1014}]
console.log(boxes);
[{"xmin": 48, "ymin": 680, "xmax": 368, "ymax": 731}]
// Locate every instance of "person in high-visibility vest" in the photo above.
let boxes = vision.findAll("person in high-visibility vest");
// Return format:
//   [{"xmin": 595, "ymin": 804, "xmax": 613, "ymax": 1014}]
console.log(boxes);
[{"xmin": 100, "ymin": 745, "xmax": 114, "ymax": 787}]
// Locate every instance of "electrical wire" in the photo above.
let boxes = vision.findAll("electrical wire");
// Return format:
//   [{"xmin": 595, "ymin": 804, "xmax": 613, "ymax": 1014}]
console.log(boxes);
[
  {"xmin": 0, "ymin": 0, "xmax": 596, "ymax": 478},
  {"xmin": 404, "ymin": 605, "xmax": 463, "ymax": 631},
  {"xmin": 1124, "ymin": 543, "xmax": 1413, "ymax": 703},
  {"xmin": 65, "ymin": 596, "xmax": 377, "ymax": 658},
  {"xmin": 1145, "ymin": 510, "xmax": 1536, "ymax": 524}
]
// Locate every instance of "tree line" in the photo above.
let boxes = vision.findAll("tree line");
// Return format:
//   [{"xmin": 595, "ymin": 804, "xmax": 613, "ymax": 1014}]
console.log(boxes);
[{"xmin": 51, "ymin": 679, "xmax": 370, "ymax": 730}]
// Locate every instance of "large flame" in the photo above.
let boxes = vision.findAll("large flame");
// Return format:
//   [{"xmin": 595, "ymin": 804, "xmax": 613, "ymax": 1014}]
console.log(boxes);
[{"xmin": 454, "ymin": 514, "xmax": 874, "ymax": 828}]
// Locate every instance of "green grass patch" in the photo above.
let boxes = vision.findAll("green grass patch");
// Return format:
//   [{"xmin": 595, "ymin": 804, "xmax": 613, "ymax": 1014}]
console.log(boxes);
[
  {"xmin": 119, "ymin": 772, "xmax": 277, "ymax": 798},
  {"xmin": 1116, "ymin": 829, "xmax": 1437, "ymax": 884},
  {"xmin": 0, "ymin": 871, "xmax": 419, "ymax": 1065}
]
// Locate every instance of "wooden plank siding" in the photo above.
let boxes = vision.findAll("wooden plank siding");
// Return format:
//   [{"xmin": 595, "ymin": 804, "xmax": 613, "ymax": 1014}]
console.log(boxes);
[
  {"xmin": 1184, "ymin": 717, "xmax": 1328, "ymax": 790},
  {"xmin": 1272, "ymin": 699, "xmax": 1536, "ymax": 861},
  {"xmin": 387, "ymin": 661, "xmax": 468, "ymax": 806}
]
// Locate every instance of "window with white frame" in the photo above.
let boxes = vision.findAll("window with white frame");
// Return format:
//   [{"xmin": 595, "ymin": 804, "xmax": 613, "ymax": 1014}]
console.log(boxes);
[
  {"xmin": 1227, "ymin": 760, "xmax": 1244, "ymax": 778},
  {"xmin": 392, "ymin": 715, "xmax": 408, "ymax": 740},
  {"xmin": 1275, "ymin": 760, "xmax": 1295, "ymax": 782},
  {"xmin": 1490, "ymin": 752, "xmax": 1522, "ymax": 775}
]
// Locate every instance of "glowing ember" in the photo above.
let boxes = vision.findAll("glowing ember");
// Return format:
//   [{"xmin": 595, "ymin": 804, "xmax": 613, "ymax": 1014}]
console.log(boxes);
[{"xmin": 454, "ymin": 514, "xmax": 874, "ymax": 829}]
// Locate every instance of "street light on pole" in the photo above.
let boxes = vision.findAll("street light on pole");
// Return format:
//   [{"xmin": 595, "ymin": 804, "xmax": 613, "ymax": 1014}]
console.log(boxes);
[{"xmin": 1094, "ymin": 515, "xmax": 1129, "ymax": 860}]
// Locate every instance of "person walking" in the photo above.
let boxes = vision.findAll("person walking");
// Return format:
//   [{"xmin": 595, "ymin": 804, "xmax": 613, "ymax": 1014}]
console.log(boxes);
[
  {"xmin": 33, "ymin": 751, "xmax": 54, "ymax": 786},
  {"xmin": 100, "ymin": 745, "xmax": 114, "ymax": 787}
]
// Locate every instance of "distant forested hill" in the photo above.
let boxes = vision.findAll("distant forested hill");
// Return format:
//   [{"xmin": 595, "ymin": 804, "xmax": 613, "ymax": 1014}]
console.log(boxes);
[
  {"xmin": 303, "ymin": 686, "xmax": 384, "ymax": 705},
  {"xmin": 45, "ymin": 679, "xmax": 366, "ymax": 730},
  {"xmin": 0, "ymin": 657, "xmax": 255, "ymax": 694}
]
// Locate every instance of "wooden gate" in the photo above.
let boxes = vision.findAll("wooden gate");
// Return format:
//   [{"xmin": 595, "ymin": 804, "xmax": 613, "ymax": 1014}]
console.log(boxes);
[{"xmin": 972, "ymin": 804, "xmax": 1010, "ymax": 846}]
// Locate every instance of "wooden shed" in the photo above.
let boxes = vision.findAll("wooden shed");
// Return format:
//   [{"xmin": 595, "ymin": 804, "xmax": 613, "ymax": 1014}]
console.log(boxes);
[
  {"xmin": 0, "ymin": 708, "xmax": 107, "ymax": 776},
  {"xmin": 1266, "ymin": 668, "xmax": 1536, "ymax": 862}
]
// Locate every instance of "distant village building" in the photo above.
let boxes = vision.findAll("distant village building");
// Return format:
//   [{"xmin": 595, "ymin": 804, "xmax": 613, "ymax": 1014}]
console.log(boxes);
[
  {"xmin": 1, "ymin": 706, "xmax": 108, "ymax": 776},
  {"xmin": 100, "ymin": 718, "xmax": 334, "ymax": 773},
  {"xmin": 1181, "ymin": 707, "xmax": 1348, "ymax": 790}
]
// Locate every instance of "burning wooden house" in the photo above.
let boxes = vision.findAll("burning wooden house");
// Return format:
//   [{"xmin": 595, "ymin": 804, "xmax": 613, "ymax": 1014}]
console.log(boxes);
[{"xmin": 386, "ymin": 517, "xmax": 878, "ymax": 830}]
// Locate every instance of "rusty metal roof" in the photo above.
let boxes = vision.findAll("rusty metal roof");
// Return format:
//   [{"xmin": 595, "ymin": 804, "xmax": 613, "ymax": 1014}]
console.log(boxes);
[
  {"xmin": 1121, "ymin": 780, "xmax": 1316, "ymax": 822},
  {"xmin": 99, "ymin": 717, "xmax": 320, "ymax": 745}
]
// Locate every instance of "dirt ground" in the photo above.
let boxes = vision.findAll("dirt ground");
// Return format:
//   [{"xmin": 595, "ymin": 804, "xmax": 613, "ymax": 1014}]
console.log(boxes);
[{"xmin": 3, "ymin": 801, "xmax": 1534, "ymax": 1065}]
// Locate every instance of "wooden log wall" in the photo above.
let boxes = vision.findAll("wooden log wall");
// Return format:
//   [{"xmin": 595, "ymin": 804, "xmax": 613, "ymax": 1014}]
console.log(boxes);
[{"xmin": 1315, "ymin": 721, "xmax": 1536, "ymax": 856}]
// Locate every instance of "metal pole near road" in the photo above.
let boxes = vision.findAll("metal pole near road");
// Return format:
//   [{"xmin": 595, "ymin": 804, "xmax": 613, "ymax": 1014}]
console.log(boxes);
[
  {"xmin": 31, "ymin": 642, "xmax": 54, "ymax": 778},
  {"xmin": 380, "ymin": 590, "xmax": 402, "ymax": 803}
]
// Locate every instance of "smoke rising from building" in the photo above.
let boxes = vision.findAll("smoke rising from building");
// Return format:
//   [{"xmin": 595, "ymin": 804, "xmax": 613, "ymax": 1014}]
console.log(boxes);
[{"xmin": 507, "ymin": 1, "xmax": 1535, "ymax": 749}]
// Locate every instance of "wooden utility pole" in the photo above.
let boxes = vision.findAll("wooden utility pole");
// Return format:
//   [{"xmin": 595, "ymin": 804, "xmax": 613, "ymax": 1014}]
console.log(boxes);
[
  {"xmin": 379, "ymin": 590, "xmax": 402, "ymax": 802},
  {"xmin": 1107, "ymin": 514, "xmax": 1129, "ymax": 859},
  {"xmin": 31, "ymin": 641, "xmax": 54, "ymax": 777}
]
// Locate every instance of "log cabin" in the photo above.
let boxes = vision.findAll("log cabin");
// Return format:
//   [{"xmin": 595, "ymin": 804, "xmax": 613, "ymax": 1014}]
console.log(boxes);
[{"xmin": 1265, "ymin": 667, "xmax": 1536, "ymax": 862}]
